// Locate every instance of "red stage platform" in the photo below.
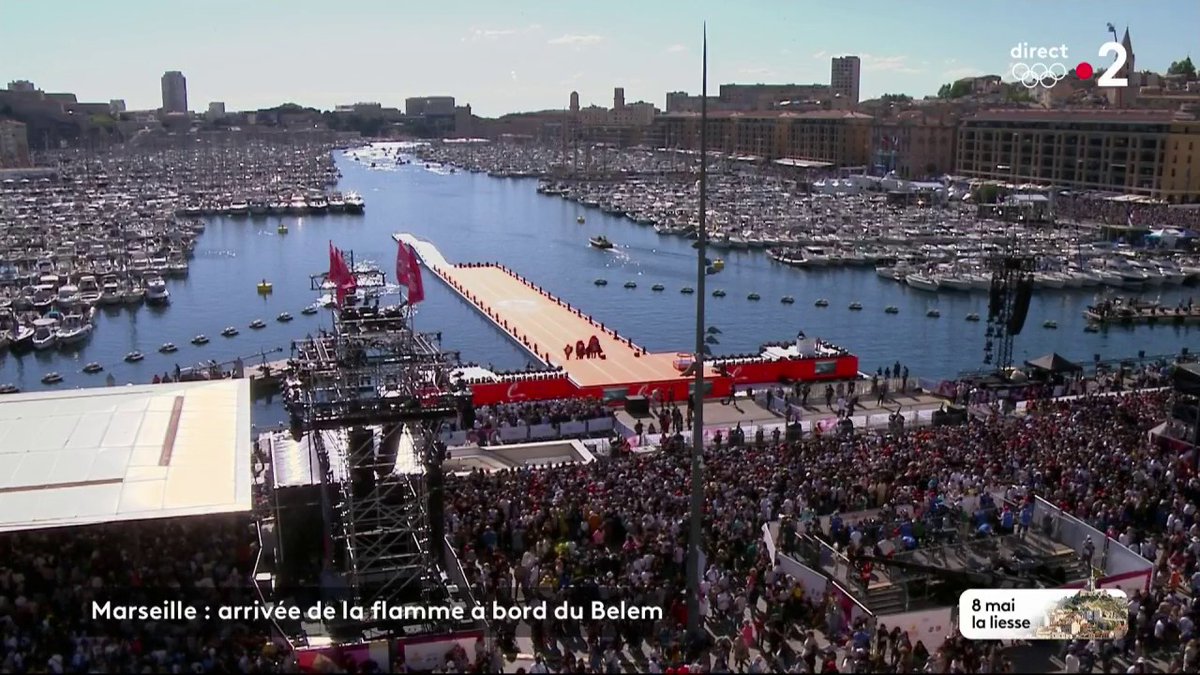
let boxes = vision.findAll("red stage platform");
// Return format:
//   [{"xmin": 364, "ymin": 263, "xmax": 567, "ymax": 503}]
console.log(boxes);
[{"xmin": 397, "ymin": 234, "xmax": 859, "ymax": 406}]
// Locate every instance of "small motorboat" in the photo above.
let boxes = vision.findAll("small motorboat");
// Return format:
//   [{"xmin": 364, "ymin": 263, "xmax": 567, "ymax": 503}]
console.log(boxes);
[
  {"xmin": 589, "ymin": 235, "xmax": 614, "ymax": 249},
  {"xmin": 160, "ymin": 343, "xmax": 178, "ymax": 353},
  {"xmin": 1083, "ymin": 323, "xmax": 1100, "ymax": 333},
  {"xmin": 249, "ymin": 319, "xmax": 266, "ymax": 329},
  {"xmin": 712, "ymin": 289, "xmax": 726, "ymax": 297},
  {"xmin": 885, "ymin": 306, "xmax": 900, "ymax": 314},
  {"xmin": 848, "ymin": 302, "xmax": 863, "ymax": 310},
  {"xmin": 594, "ymin": 278, "xmax": 608, "ymax": 286},
  {"xmin": 1043, "ymin": 320, "xmax": 1058, "ymax": 329},
  {"xmin": 747, "ymin": 293, "xmax": 761, "ymax": 301},
  {"xmin": 780, "ymin": 296, "xmax": 795, "ymax": 304},
  {"xmin": 277, "ymin": 312, "xmax": 293, "ymax": 322},
  {"xmin": 624, "ymin": 281, "xmax": 637, "ymax": 289},
  {"xmin": 0, "ymin": 384, "xmax": 20, "ymax": 394},
  {"xmin": 257, "ymin": 280, "xmax": 273, "ymax": 294},
  {"xmin": 651, "ymin": 284, "xmax": 665, "ymax": 291},
  {"xmin": 221, "ymin": 326, "xmax": 239, "ymax": 337},
  {"xmin": 815, "ymin": 299, "xmax": 829, "ymax": 307},
  {"xmin": 301, "ymin": 304, "xmax": 320, "ymax": 315},
  {"xmin": 192, "ymin": 335, "xmax": 209, "ymax": 345},
  {"xmin": 41, "ymin": 372, "xmax": 63, "ymax": 384},
  {"xmin": 83, "ymin": 362, "xmax": 104, "ymax": 374},
  {"xmin": 577, "ymin": 216, "xmax": 585, "ymax": 224},
  {"xmin": 926, "ymin": 309, "xmax": 940, "ymax": 318},
  {"xmin": 124, "ymin": 351, "xmax": 144, "ymax": 363},
  {"xmin": 277, "ymin": 223, "xmax": 289, "ymax": 234},
  {"xmin": 966, "ymin": 313, "xmax": 981, "ymax": 322}
]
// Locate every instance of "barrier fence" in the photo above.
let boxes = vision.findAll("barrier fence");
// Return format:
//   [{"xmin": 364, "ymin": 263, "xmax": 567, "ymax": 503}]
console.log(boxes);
[{"xmin": 439, "ymin": 417, "xmax": 615, "ymax": 446}]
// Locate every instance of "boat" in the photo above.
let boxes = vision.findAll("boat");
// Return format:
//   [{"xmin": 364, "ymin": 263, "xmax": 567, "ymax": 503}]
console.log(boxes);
[
  {"xmin": 623, "ymin": 281, "xmax": 637, "ymax": 289},
  {"xmin": 885, "ymin": 306, "xmax": 899, "ymax": 314},
  {"xmin": 277, "ymin": 312, "xmax": 293, "ymax": 322},
  {"xmin": 77, "ymin": 276, "xmax": 102, "ymax": 306},
  {"xmin": 99, "ymin": 275, "xmax": 122, "ymax": 305},
  {"xmin": 1043, "ymin": 320, "xmax": 1058, "ymax": 329},
  {"xmin": 711, "ymin": 259, "xmax": 725, "ymax": 272},
  {"xmin": 277, "ymin": 223, "xmax": 289, "ymax": 235},
  {"xmin": 301, "ymin": 304, "xmax": 320, "ymax": 315},
  {"xmin": 815, "ymin": 299, "xmax": 829, "ymax": 307},
  {"xmin": 122, "ymin": 281, "xmax": 146, "ymax": 304},
  {"xmin": 56, "ymin": 314, "xmax": 93, "ymax": 346},
  {"xmin": 966, "ymin": 313, "xmax": 981, "ymax": 322},
  {"xmin": 712, "ymin": 289, "xmax": 726, "ymax": 297},
  {"xmin": 905, "ymin": 273, "xmax": 940, "ymax": 292},
  {"xmin": 83, "ymin": 362, "xmax": 103, "ymax": 374},
  {"xmin": 681, "ymin": 287, "xmax": 695, "ymax": 294},
  {"xmin": 41, "ymin": 372, "xmax": 63, "ymax": 384},
  {"xmin": 344, "ymin": 192, "xmax": 365, "ymax": 213},
  {"xmin": 747, "ymin": 293, "xmax": 760, "ymax": 301},
  {"xmin": 31, "ymin": 318, "xmax": 59, "ymax": 350},
  {"xmin": 221, "ymin": 326, "xmax": 239, "ymax": 337},
  {"xmin": 288, "ymin": 196, "xmax": 310, "ymax": 214},
  {"xmin": 926, "ymin": 308, "xmax": 941, "ymax": 318},
  {"xmin": 160, "ymin": 343, "xmax": 178, "ymax": 353},
  {"xmin": 124, "ymin": 351, "xmax": 144, "ymax": 363},
  {"xmin": 191, "ymin": 335, "xmax": 209, "ymax": 345},
  {"xmin": 257, "ymin": 280, "xmax": 274, "ymax": 294},
  {"xmin": 589, "ymin": 235, "xmax": 614, "ymax": 250},
  {"xmin": 651, "ymin": 284, "xmax": 665, "ymax": 291},
  {"xmin": 594, "ymin": 279, "xmax": 608, "ymax": 286},
  {"xmin": 849, "ymin": 302, "xmax": 863, "ymax": 310},
  {"xmin": 249, "ymin": 319, "xmax": 266, "ymax": 329},
  {"xmin": 1084, "ymin": 323, "xmax": 1100, "ymax": 332},
  {"xmin": 577, "ymin": 216, "xmax": 585, "ymax": 224},
  {"xmin": 780, "ymin": 296, "xmax": 795, "ymax": 304},
  {"xmin": 145, "ymin": 275, "xmax": 170, "ymax": 305}
]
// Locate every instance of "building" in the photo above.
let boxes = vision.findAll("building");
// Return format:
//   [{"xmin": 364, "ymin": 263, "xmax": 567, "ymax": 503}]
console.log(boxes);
[
  {"xmin": 161, "ymin": 71, "xmax": 188, "ymax": 114},
  {"xmin": 569, "ymin": 91, "xmax": 580, "ymax": 113},
  {"xmin": 956, "ymin": 109, "xmax": 1200, "ymax": 203},
  {"xmin": 405, "ymin": 96, "xmax": 455, "ymax": 117},
  {"xmin": 7, "ymin": 80, "xmax": 36, "ymax": 93},
  {"xmin": 206, "ymin": 102, "xmax": 226, "ymax": 120},
  {"xmin": 109, "ymin": 99, "xmax": 126, "ymax": 114},
  {"xmin": 0, "ymin": 119, "xmax": 32, "ymax": 168},
  {"xmin": 871, "ymin": 109, "xmax": 959, "ymax": 178},
  {"xmin": 614, "ymin": 87, "xmax": 625, "ymax": 110},
  {"xmin": 655, "ymin": 110, "xmax": 873, "ymax": 166},
  {"xmin": 719, "ymin": 83, "xmax": 831, "ymax": 110},
  {"xmin": 831, "ymin": 56, "xmax": 862, "ymax": 105}
]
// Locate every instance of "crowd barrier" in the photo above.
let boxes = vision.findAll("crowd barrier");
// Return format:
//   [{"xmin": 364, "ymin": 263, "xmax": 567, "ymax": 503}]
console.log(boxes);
[
  {"xmin": 439, "ymin": 417, "xmax": 616, "ymax": 446},
  {"xmin": 1032, "ymin": 496, "xmax": 1152, "ymax": 590}
]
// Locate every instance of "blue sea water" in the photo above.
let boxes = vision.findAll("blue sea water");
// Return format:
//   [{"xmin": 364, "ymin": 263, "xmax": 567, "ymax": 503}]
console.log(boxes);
[{"xmin": 4, "ymin": 149, "xmax": 1198, "ymax": 428}]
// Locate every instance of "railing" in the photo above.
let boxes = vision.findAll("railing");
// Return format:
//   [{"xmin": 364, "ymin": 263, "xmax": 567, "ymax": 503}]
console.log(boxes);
[{"xmin": 439, "ymin": 417, "xmax": 616, "ymax": 446}]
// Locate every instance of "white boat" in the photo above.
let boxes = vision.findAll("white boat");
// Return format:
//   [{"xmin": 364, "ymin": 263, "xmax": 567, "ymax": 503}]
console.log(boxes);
[
  {"xmin": 307, "ymin": 196, "xmax": 329, "ymax": 212},
  {"xmin": 145, "ymin": 275, "xmax": 170, "ymax": 305},
  {"xmin": 228, "ymin": 199, "xmax": 250, "ymax": 216},
  {"xmin": 122, "ymin": 280, "xmax": 146, "ymax": 304},
  {"xmin": 288, "ymin": 196, "xmax": 310, "ymax": 214},
  {"xmin": 56, "ymin": 284, "xmax": 81, "ymax": 308},
  {"xmin": 344, "ymin": 192, "xmax": 365, "ymax": 212},
  {"xmin": 31, "ymin": 318, "xmax": 59, "ymax": 350},
  {"xmin": 905, "ymin": 273, "xmax": 940, "ymax": 292},
  {"xmin": 99, "ymin": 275, "xmax": 122, "ymax": 305},
  {"xmin": 77, "ymin": 275, "xmax": 102, "ymax": 306},
  {"xmin": 56, "ymin": 314, "xmax": 92, "ymax": 346},
  {"xmin": 934, "ymin": 274, "xmax": 972, "ymax": 291}
]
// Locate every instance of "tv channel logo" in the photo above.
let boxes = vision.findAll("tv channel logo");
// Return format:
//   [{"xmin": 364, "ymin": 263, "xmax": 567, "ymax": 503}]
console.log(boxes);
[{"xmin": 1009, "ymin": 41, "xmax": 1129, "ymax": 89}]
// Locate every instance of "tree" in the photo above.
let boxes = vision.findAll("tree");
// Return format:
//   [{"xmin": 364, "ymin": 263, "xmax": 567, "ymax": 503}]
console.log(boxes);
[
  {"xmin": 937, "ymin": 80, "xmax": 972, "ymax": 99},
  {"xmin": 880, "ymin": 93, "xmax": 913, "ymax": 104},
  {"xmin": 1168, "ymin": 56, "xmax": 1196, "ymax": 78}
]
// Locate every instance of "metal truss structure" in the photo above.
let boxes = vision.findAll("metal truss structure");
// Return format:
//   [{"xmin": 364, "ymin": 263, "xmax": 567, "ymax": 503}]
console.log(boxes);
[
  {"xmin": 983, "ymin": 253, "xmax": 1036, "ymax": 372},
  {"xmin": 282, "ymin": 255, "xmax": 470, "ymax": 611}
]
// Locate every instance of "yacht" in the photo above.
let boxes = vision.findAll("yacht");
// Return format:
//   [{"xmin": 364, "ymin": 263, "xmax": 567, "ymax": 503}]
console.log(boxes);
[
  {"xmin": 31, "ymin": 318, "xmax": 59, "ymax": 350},
  {"xmin": 905, "ymin": 273, "xmax": 940, "ymax": 292},
  {"xmin": 77, "ymin": 275, "xmax": 102, "ymax": 306},
  {"xmin": 166, "ymin": 252, "xmax": 189, "ymax": 277},
  {"xmin": 228, "ymin": 199, "xmax": 250, "ymax": 216},
  {"xmin": 145, "ymin": 275, "xmax": 170, "ymax": 305},
  {"xmin": 99, "ymin": 275, "xmax": 122, "ymax": 305},
  {"xmin": 31, "ymin": 284, "xmax": 55, "ymax": 311},
  {"xmin": 122, "ymin": 280, "xmax": 146, "ymax": 304},
  {"xmin": 344, "ymin": 192, "xmax": 365, "ymax": 213},
  {"xmin": 307, "ymin": 195, "xmax": 329, "ymax": 212},
  {"xmin": 288, "ymin": 195, "xmax": 310, "ymax": 214},
  {"xmin": 56, "ymin": 313, "xmax": 92, "ymax": 346},
  {"xmin": 934, "ymin": 273, "xmax": 972, "ymax": 292},
  {"xmin": 328, "ymin": 193, "xmax": 346, "ymax": 211},
  {"xmin": 56, "ymin": 284, "xmax": 81, "ymax": 309}
]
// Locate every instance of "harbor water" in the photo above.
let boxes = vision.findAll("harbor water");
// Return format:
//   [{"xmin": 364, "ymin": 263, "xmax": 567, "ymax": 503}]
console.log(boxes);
[{"xmin": 4, "ymin": 143, "xmax": 1198, "ymax": 427}]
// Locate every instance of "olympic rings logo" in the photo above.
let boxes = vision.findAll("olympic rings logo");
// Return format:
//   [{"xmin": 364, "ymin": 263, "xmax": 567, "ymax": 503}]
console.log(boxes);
[{"xmin": 1010, "ymin": 62, "xmax": 1068, "ymax": 89}]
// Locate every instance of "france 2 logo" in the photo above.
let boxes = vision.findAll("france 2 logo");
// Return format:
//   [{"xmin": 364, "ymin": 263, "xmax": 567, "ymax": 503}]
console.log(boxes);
[{"xmin": 1009, "ymin": 40, "xmax": 1129, "ymax": 89}]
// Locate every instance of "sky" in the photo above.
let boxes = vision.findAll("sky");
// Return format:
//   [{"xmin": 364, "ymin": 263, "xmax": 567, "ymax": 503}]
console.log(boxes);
[{"xmin": 2, "ymin": 0, "xmax": 1198, "ymax": 117}]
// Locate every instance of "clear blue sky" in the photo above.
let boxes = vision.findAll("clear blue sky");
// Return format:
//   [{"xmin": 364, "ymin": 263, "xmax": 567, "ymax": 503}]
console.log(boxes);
[{"xmin": 2, "ymin": 0, "xmax": 1197, "ymax": 117}]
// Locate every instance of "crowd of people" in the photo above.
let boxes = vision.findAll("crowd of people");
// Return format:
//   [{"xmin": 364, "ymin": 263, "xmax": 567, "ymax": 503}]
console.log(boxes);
[
  {"xmin": 444, "ymin": 387, "xmax": 1200, "ymax": 673},
  {"xmin": 459, "ymin": 397, "xmax": 615, "ymax": 433},
  {"xmin": 1065, "ymin": 195, "xmax": 1200, "ymax": 231}
]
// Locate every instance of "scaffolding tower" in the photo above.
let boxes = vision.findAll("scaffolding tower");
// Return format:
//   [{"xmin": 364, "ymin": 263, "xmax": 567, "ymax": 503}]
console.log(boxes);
[
  {"xmin": 983, "ymin": 253, "xmax": 1036, "ymax": 372},
  {"xmin": 282, "ymin": 255, "xmax": 470, "ymax": 613}
]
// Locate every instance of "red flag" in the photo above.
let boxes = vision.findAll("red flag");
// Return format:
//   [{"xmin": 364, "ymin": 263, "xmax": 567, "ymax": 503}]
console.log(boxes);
[
  {"xmin": 405, "ymin": 242, "xmax": 424, "ymax": 304},
  {"xmin": 328, "ymin": 243, "xmax": 356, "ymax": 306},
  {"xmin": 395, "ymin": 239, "xmax": 411, "ymax": 288}
]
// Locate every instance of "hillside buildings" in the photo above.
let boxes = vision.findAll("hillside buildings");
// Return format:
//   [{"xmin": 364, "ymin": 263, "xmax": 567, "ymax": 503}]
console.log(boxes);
[{"xmin": 0, "ymin": 119, "xmax": 31, "ymax": 168}]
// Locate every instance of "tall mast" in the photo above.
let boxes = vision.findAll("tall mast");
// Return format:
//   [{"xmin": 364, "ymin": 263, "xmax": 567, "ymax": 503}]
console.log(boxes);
[{"xmin": 687, "ymin": 22, "xmax": 708, "ymax": 638}]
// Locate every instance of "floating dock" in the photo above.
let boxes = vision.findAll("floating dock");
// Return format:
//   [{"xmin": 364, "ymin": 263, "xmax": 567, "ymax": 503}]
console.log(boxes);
[
  {"xmin": 396, "ymin": 234, "xmax": 858, "ymax": 405},
  {"xmin": 1085, "ymin": 304, "xmax": 1200, "ymax": 326}
]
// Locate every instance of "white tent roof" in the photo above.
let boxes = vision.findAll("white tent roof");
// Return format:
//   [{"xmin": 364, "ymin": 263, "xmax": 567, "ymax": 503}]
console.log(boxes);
[{"xmin": 0, "ymin": 379, "xmax": 252, "ymax": 533}]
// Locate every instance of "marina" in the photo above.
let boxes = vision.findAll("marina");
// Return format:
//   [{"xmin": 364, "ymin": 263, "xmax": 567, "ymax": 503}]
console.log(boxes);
[{"xmin": 5, "ymin": 139, "xmax": 1200, "ymax": 427}]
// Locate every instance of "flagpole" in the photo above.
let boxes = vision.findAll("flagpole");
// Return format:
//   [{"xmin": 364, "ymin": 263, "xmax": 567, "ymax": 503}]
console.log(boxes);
[{"xmin": 686, "ymin": 22, "xmax": 708, "ymax": 640}]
